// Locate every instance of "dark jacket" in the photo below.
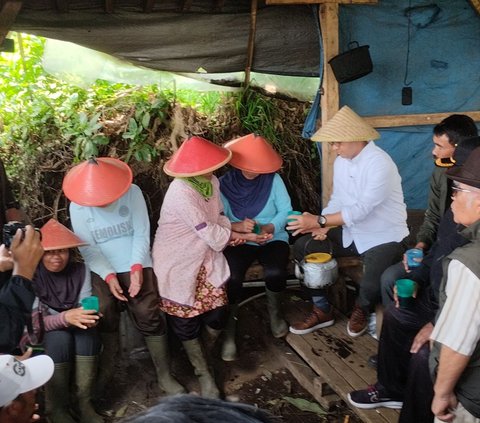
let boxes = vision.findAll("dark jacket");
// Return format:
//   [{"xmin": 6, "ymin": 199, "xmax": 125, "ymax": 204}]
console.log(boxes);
[
  {"xmin": 416, "ymin": 166, "xmax": 450, "ymax": 249},
  {"xmin": 0, "ymin": 275, "xmax": 35, "ymax": 353}
]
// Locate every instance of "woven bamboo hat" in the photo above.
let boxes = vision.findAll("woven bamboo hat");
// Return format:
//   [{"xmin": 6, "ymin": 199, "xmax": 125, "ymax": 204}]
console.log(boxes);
[
  {"xmin": 63, "ymin": 157, "xmax": 133, "ymax": 207},
  {"xmin": 164, "ymin": 136, "xmax": 232, "ymax": 177},
  {"xmin": 224, "ymin": 133, "xmax": 283, "ymax": 174},
  {"xmin": 311, "ymin": 105, "xmax": 380, "ymax": 142},
  {"xmin": 40, "ymin": 219, "xmax": 88, "ymax": 251}
]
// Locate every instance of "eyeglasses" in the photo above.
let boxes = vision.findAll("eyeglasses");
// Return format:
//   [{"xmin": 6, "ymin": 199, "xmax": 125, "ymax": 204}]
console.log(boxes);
[{"xmin": 451, "ymin": 184, "xmax": 480, "ymax": 196}]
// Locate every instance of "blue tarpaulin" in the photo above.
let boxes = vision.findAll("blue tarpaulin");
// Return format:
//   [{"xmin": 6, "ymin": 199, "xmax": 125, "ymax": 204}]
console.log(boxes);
[{"xmin": 337, "ymin": 0, "xmax": 480, "ymax": 208}]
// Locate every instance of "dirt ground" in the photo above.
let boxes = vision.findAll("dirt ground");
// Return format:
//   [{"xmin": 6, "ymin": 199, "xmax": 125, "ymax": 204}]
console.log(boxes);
[{"xmin": 97, "ymin": 290, "xmax": 361, "ymax": 423}]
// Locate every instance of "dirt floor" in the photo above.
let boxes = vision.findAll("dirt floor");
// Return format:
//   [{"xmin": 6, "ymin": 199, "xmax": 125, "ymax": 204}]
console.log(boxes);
[{"xmin": 96, "ymin": 290, "xmax": 361, "ymax": 423}]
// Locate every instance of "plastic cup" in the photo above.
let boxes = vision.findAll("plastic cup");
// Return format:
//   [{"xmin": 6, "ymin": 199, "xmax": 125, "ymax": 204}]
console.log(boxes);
[
  {"xmin": 287, "ymin": 210, "xmax": 302, "ymax": 222},
  {"xmin": 252, "ymin": 223, "xmax": 261, "ymax": 234},
  {"xmin": 405, "ymin": 248, "xmax": 423, "ymax": 269},
  {"xmin": 81, "ymin": 295, "xmax": 99, "ymax": 313},
  {"xmin": 396, "ymin": 279, "xmax": 415, "ymax": 309}
]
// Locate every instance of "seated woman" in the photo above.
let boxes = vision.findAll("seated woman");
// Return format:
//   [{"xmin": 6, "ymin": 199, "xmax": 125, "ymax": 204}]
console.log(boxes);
[
  {"xmin": 219, "ymin": 134, "xmax": 293, "ymax": 361},
  {"xmin": 28, "ymin": 219, "xmax": 102, "ymax": 423}
]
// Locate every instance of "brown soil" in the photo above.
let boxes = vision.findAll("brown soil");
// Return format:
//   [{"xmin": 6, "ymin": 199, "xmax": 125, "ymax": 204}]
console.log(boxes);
[{"xmin": 96, "ymin": 292, "xmax": 360, "ymax": 423}]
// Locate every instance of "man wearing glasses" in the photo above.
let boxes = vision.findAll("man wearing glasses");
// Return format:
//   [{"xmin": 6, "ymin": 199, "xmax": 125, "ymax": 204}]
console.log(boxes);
[{"xmin": 429, "ymin": 147, "xmax": 480, "ymax": 422}]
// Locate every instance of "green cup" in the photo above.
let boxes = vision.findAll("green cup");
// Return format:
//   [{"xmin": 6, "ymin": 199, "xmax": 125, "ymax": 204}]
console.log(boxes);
[
  {"xmin": 396, "ymin": 279, "xmax": 415, "ymax": 309},
  {"xmin": 81, "ymin": 295, "xmax": 99, "ymax": 313},
  {"xmin": 287, "ymin": 210, "xmax": 302, "ymax": 222}
]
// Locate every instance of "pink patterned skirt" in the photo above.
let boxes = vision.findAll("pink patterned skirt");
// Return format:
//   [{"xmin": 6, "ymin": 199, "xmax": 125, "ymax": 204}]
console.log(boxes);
[{"xmin": 160, "ymin": 266, "xmax": 228, "ymax": 318}]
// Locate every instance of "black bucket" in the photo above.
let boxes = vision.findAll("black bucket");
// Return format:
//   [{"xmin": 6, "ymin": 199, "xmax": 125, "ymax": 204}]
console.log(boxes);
[{"xmin": 328, "ymin": 41, "xmax": 373, "ymax": 84}]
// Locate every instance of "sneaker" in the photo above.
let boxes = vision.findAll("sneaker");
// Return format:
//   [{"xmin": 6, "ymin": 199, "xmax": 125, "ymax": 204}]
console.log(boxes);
[
  {"xmin": 347, "ymin": 305, "xmax": 368, "ymax": 337},
  {"xmin": 348, "ymin": 383, "xmax": 403, "ymax": 409},
  {"xmin": 289, "ymin": 306, "xmax": 334, "ymax": 335}
]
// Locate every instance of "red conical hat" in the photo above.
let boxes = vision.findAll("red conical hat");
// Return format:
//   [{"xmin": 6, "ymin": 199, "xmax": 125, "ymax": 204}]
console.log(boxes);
[
  {"xmin": 63, "ymin": 157, "xmax": 133, "ymax": 207},
  {"xmin": 164, "ymin": 136, "xmax": 232, "ymax": 177},
  {"xmin": 224, "ymin": 133, "xmax": 283, "ymax": 174},
  {"xmin": 40, "ymin": 219, "xmax": 88, "ymax": 251}
]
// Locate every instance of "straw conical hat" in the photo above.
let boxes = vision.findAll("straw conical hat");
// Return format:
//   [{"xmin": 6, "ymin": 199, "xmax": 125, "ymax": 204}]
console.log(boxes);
[
  {"xmin": 224, "ymin": 133, "xmax": 282, "ymax": 174},
  {"xmin": 311, "ymin": 105, "xmax": 380, "ymax": 142},
  {"xmin": 40, "ymin": 219, "xmax": 88, "ymax": 251},
  {"xmin": 63, "ymin": 157, "xmax": 133, "ymax": 207},
  {"xmin": 164, "ymin": 136, "xmax": 232, "ymax": 177}
]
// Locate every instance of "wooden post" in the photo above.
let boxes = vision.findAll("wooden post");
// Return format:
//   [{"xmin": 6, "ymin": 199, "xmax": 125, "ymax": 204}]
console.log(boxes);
[
  {"xmin": 0, "ymin": 1, "xmax": 23, "ymax": 46},
  {"xmin": 319, "ymin": 3, "xmax": 339, "ymax": 207},
  {"xmin": 244, "ymin": 0, "xmax": 259, "ymax": 87}
]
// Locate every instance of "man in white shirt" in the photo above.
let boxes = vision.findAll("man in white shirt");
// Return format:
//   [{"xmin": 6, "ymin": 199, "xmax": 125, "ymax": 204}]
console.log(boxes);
[
  {"xmin": 287, "ymin": 106, "xmax": 409, "ymax": 337},
  {"xmin": 429, "ymin": 147, "xmax": 480, "ymax": 422}
]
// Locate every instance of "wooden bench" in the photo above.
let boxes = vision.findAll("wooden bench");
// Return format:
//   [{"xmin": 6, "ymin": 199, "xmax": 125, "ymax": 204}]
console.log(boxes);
[{"xmin": 284, "ymin": 298, "xmax": 399, "ymax": 422}]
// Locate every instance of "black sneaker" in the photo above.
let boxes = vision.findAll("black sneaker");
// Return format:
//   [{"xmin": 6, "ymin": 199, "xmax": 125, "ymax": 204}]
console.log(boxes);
[{"xmin": 348, "ymin": 383, "xmax": 403, "ymax": 409}]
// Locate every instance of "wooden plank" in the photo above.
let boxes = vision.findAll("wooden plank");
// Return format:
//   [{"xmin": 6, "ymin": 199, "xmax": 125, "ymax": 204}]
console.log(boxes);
[
  {"xmin": 266, "ymin": 0, "xmax": 377, "ymax": 4},
  {"xmin": 284, "ymin": 308, "xmax": 400, "ymax": 423},
  {"xmin": 275, "ymin": 340, "xmax": 341, "ymax": 410},
  {"xmin": 319, "ymin": 3, "xmax": 339, "ymax": 207},
  {"xmin": 364, "ymin": 111, "xmax": 480, "ymax": 128},
  {"xmin": 0, "ymin": 0, "xmax": 22, "ymax": 45}
]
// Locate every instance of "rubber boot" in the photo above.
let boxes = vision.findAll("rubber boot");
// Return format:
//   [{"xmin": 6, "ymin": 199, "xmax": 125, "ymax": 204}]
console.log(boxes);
[
  {"xmin": 265, "ymin": 288, "xmax": 288, "ymax": 338},
  {"xmin": 182, "ymin": 338, "xmax": 220, "ymax": 399},
  {"xmin": 75, "ymin": 355, "xmax": 104, "ymax": 423},
  {"xmin": 95, "ymin": 331, "xmax": 119, "ymax": 396},
  {"xmin": 202, "ymin": 325, "xmax": 222, "ymax": 356},
  {"xmin": 45, "ymin": 362, "xmax": 76, "ymax": 423},
  {"xmin": 221, "ymin": 304, "xmax": 238, "ymax": 362},
  {"xmin": 145, "ymin": 334, "xmax": 186, "ymax": 395}
]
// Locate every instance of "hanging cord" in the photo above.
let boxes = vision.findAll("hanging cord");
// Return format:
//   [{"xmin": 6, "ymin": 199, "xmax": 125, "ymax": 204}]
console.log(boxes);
[{"xmin": 403, "ymin": 0, "xmax": 413, "ymax": 86}]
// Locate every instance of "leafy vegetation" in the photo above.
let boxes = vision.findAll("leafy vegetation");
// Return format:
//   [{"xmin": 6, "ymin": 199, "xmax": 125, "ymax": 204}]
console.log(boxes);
[{"xmin": 0, "ymin": 33, "xmax": 319, "ymax": 226}]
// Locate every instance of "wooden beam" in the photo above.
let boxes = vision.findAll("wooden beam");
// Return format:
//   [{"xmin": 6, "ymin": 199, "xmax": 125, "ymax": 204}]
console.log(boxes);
[
  {"xmin": 244, "ymin": 0, "xmax": 258, "ymax": 86},
  {"xmin": 181, "ymin": 0, "xmax": 193, "ymax": 11},
  {"xmin": 364, "ymin": 111, "xmax": 480, "ymax": 128},
  {"xmin": 319, "ymin": 3, "xmax": 339, "ymax": 207},
  {"xmin": 266, "ymin": 0, "xmax": 377, "ymax": 5},
  {"xmin": 469, "ymin": 0, "xmax": 480, "ymax": 15},
  {"xmin": 0, "ymin": 1, "xmax": 22, "ymax": 46},
  {"xmin": 143, "ymin": 0, "xmax": 155, "ymax": 13},
  {"xmin": 104, "ymin": 0, "xmax": 114, "ymax": 13},
  {"xmin": 55, "ymin": 0, "xmax": 69, "ymax": 13}
]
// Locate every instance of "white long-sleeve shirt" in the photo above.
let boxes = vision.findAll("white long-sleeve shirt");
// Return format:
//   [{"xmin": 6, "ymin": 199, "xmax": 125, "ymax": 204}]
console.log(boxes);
[
  {"xmin": 323, "ymin": 141, "xmax": 409, "ymax": 253},
  {"xmin": 70, "ymin": 184, "xmax": 153, "ymax": 279}
]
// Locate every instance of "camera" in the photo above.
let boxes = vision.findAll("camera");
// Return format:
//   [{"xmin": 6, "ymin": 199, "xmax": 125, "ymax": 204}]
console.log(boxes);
[{"xmin": 3, "ymin": 221, "xmax": 40, "ymax": 248}]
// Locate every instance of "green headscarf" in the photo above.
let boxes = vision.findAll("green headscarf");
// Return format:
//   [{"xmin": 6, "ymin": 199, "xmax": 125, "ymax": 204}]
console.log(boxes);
[{"xmin": 183, "ymin": 176, "xmax": 213, "ymax": 199}]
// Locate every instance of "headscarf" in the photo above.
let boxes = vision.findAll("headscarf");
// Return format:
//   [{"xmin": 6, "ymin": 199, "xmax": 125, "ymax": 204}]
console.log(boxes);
[
  {"xmin": 33, "ymin": 260, "xmax": 86, "ymax": 313},
  {"xmin": 220, "ymin": 169, "xmax": 274, "ymax": 220},
  {"xmin": 183, "ymin": 176, "xmax": 213, "ymax": 199}
]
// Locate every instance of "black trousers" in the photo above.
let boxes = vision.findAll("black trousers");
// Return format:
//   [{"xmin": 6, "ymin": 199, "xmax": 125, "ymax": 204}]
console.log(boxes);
[
  {"xmin": 92, "ymin": 268, "xmax": 166, "ymax": 336},
  {"xmin": 377, "ymin": 298, "xmax": 435, "ymax": 423},
  {"xmin": 167, "ymin": 306, "xmax": 228, "ymax": 341},
  {"xmin": 223, "ymin": 240, "xmax": 290, "ymax": 304},
  {"xmin": 294, "ymin": 228, "xmax": 406, "ymax": 312}
]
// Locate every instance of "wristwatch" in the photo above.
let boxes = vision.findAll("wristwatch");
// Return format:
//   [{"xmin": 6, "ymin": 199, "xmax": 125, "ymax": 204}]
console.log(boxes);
[{"xmin": 318, "ymin": 215, "xmax": 327, "ymax": 228}]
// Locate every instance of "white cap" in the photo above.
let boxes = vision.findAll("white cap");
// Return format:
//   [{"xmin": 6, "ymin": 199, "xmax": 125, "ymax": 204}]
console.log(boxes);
[{"xmin": 0, "ymin": 355, "xmax": 54, "ymax": 407}]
